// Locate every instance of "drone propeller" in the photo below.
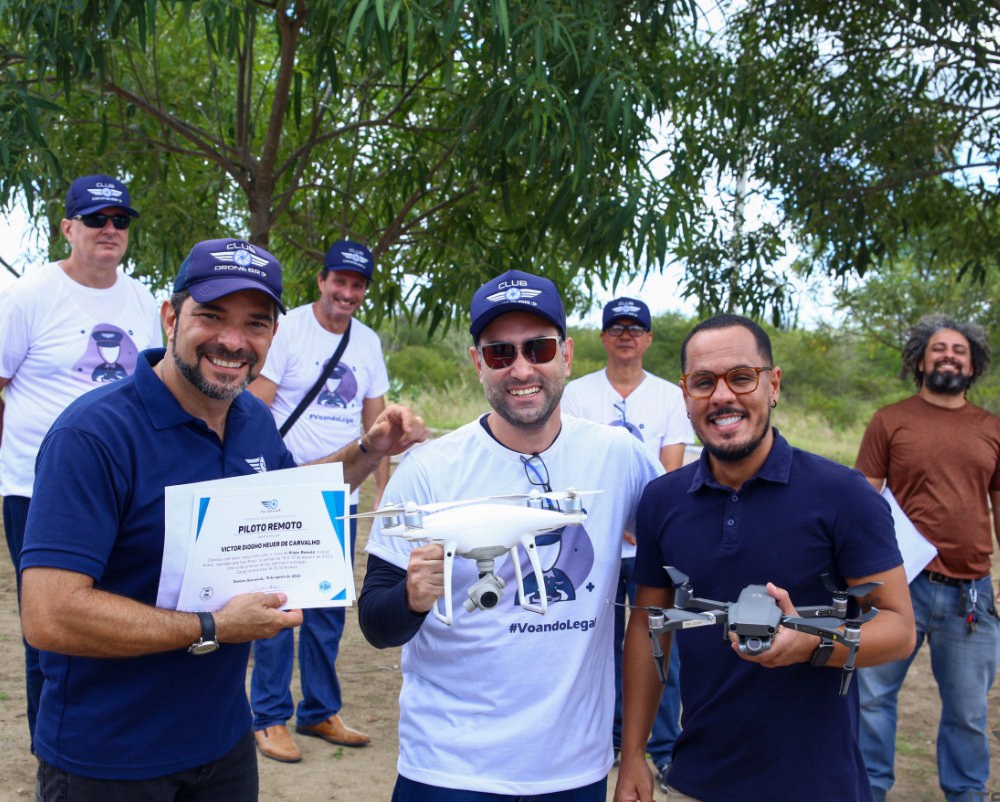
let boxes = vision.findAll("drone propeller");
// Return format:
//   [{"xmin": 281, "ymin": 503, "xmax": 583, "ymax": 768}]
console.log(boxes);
[
  {"xmin": 664, "ymin": 566, "xmax": 691, "ymax": 587},
  {"xmin": 343, "ymin": 496, "xmax": 521, "ymax": 520},
  {"xmin": 783, "ymin": 615, "xmax": 845, "ymax": 631},
  {"xmin": 821, "ymin": 573, "xmax": 882, "ymax": 599}
]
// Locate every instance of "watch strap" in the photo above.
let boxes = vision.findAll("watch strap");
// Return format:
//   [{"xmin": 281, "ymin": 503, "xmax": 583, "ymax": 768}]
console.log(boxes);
[
  {"xmin": 810, "ymin": 636, "xmax": 835, "ymax": 666},
  {"xmin": 196, "ymin": 611, "xmax": 216, "ymax": 643},
  {"xmin": 188, "ymin": 611, "xmax": 219, "ymax": 654}
]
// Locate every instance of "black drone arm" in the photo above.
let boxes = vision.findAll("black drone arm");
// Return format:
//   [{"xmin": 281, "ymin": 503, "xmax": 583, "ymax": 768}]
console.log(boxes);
[{"xmin": 779, "ymin": 612, "xmax": 875, "ymax": 696}]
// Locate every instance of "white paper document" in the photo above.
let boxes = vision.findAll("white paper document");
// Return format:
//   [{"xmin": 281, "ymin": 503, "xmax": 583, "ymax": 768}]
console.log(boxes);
[
  {"xmin": 157, "ymin": 464, "xmax": 354, "ymax": 611},
  {"xmin": 880, "ymin": 486, "xmax": 938, "ymax": 583}
]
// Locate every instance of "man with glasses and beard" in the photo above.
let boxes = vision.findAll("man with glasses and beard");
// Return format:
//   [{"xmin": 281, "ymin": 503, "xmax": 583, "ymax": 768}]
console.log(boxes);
[
  {"xmin": 358, "ymin": 269, "xmax": 662, "ymax": 801},
  {"xmin": 19, "ymin": 238, "xmax": 426, "ymax": 801},
  {"xmin": 0, "ymin": 174, "xmax": 161, "ymax": 747},
  {"xmin": 614, "ymin": 314, "xmax": 915, "ymax": 802},
  {"xmin": 854, "ymin": 314, "xmax": 1000, "ymax": 802}
]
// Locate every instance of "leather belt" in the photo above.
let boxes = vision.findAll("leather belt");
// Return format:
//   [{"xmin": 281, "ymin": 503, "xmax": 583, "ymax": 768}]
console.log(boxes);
[{"xmin": 922, "ymin": 570, "xmax": 971, "ymax": 587}]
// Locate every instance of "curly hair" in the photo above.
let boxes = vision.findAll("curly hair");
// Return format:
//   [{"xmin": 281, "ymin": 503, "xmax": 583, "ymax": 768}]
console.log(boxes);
[{"xmin": 901, "ymin": 313, "xmax": 991, "ymax": 388}]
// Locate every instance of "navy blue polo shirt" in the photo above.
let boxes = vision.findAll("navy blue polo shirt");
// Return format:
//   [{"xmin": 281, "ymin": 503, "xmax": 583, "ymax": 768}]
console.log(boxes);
[
  {"xmin": 633, "ymin": 430, "xmax": 901, "ymax": 802},
  {"xmin": 22, "ymin": 349, "xmax": 296, "ymax": 780}
]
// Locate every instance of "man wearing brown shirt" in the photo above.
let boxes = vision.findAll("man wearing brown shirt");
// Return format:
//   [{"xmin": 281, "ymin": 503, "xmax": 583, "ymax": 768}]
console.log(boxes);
[{"xmin": 855, "ymin": 313, "xmax": 1000, "ymax": 802}]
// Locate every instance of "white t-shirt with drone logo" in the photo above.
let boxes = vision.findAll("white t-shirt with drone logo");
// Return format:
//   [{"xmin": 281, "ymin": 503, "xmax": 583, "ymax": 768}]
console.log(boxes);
[
  {"xmin": 0, "ymin": 263, "xmax": 161, "ymax": 497},
  {"xmin": 259, "ymin": 303, "xmax": 389, "ymax": 503},
  {"xmin": 365, "ymin": 415, "xmax": 661, "ymax": 794}
]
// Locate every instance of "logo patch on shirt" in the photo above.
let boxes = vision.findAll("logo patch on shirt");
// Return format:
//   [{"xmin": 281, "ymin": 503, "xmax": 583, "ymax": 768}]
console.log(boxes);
[{"xmin": 245, "ymin": 456, "xmax": 268, "ymax": 473}]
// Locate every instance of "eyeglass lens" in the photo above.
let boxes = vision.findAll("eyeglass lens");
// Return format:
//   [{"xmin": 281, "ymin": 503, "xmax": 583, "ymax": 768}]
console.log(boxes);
[
  {"xmin": 480, "ymin": 337, "xmax": 560, "ymax": 370},
  {"xmin": 76, "ymin": 213, "xmax": 131, "ymax": 230},
  {"xmin": 607, "ymin": 324, "xmax": 647, "ymax": 337},
  {"xmin": 682, "ymin": 367, "xmax": 769, "ymax": 398},
  {"xmin": 520, "ymin": 453, "xmax": 552, "ymax": 493}
]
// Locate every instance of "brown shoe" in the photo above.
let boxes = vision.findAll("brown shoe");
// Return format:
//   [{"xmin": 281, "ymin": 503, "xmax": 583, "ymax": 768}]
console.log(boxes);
[
  {"xmin": 295, "ymin": 714, "xmax": 371, "ymax": 747},
  {"xmin": 254, "ymin": 725, "xmax": 302, "ymax": 763}
]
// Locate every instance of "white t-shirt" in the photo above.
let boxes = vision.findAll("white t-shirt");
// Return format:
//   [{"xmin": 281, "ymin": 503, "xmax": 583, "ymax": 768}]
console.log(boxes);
[
  {"xmin": 562, "ymin": 368, "xmax": 693, "ymax": 557},
  {"xmin": 0, "ymin": 263, "xmax": 161, "ymax": 497},
  {"xmin": 260, "ymin": 303, "xmax": 389, "ymax": 502},
  {"xmin": 365, "ymin": 415, "xmax": 662, "ymax": 794}
]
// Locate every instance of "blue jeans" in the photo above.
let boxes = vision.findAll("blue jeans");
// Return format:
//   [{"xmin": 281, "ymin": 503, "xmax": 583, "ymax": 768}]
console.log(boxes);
[
  {"xmin": 613, "ymin": 557, "xmax": 680, "ymax": 767},
  {"xmin": 858, "ymin": 572, "xmax": 1000, "ymax": 802},
  {"xmin": 391, "ymin": 775, "xmax": 607, "ymax": 801},
  {"xmin": 251, "ymin": 510, "xmax": 357, "ymax": 729},
  {"xmin": 4, "ymin": 495, "xmax": 41, "ymax": 749},
  {"xmin": 36, "ymin": 730, "xmax": 257, "ymax": 801}
]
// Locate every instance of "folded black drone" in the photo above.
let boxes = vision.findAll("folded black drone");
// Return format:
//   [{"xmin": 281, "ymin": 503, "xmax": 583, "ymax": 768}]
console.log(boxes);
[{"xmin": 644, "ymin": 567, "xmax": 880, "ymax": 696}]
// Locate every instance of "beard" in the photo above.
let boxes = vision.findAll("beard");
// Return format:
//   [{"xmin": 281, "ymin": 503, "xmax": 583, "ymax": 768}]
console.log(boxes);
[
  {"xmin": 699, "ymin": 407, "xmax": 772, "ymax": 463},
  {"xmin": 484, "ymin": 375, "xmax": 563, "ymax": 431},
  {"xmin": 172, "ymin": 343, "xmax": 258, "ymax": 401},
  {"xmin": 924, "ymin": 368, "xmax": 973, "ymax": 395}
]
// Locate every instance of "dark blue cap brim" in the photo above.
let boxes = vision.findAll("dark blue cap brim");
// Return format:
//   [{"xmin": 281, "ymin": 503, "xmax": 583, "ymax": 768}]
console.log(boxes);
[
  {"xmin": 73, "ymin": 202, "xmax": 141, "ymax": 218},
  {"xmin": 187, "ymin": 278, "xmax": 286, "ymax": 314},
  {"xmin": 470, "ymin": 303, "xmax": 565, "ymax": 341}
]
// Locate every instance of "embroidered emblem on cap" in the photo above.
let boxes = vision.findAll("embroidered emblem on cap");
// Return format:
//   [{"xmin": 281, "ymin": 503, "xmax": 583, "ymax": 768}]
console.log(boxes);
[
  {"xmin": 613, "ymin": 301, "xmax": 641, "ymax": 316},
  {"xmin": 486, "ymin": 288, "xmax": 542, "ymax": 303},
  {"xmin": 209, "ymin": 248, "xmax": 271, "ymax": 268},
  {"xmin": 90, "ymin": 186, "xmax": 124, "ymax": 202}
]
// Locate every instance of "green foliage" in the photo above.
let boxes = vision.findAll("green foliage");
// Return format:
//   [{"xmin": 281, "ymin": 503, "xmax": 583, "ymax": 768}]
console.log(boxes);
[
  {"xmin": 655, "ymin": 0, "xmax": 1000, "ymax": 322},
  {"xmin": 0, "ymin": 0, "xmax": 700, "ymax": 321},
  {"xmin": 385, "ymin": 344, "xmax": 466, "ymax": 397}
]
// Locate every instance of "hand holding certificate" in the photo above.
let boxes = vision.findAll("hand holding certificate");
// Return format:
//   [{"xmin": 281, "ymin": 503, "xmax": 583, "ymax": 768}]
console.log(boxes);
[{"xmin": 157, "ymin": 464, "xmax": 354, "ymax": 612}]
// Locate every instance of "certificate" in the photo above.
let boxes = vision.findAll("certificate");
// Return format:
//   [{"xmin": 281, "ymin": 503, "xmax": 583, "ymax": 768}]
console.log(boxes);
[{"xmin": 156, "ymin": 464, "xmax": 353, "ymax": 611}]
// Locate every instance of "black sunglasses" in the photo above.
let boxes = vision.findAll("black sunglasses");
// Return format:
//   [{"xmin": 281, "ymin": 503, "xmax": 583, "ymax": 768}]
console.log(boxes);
[
  {"xmin": 478, "ymin": 336, "xmax": 561, "ymax": 370},
  {"xmin": 73, "ymin": 213, "xmax": 131, "ymax": 230}
]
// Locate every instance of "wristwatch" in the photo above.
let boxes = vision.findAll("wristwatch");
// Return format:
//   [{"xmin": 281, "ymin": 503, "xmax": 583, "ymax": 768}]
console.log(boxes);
[
  {"xmin": 188, "ymin": 611, "xmax": 220, "ymax": 655},
  {"xmin": 810, "ymin": 636, "xmax": 835, "ymax": 666}
]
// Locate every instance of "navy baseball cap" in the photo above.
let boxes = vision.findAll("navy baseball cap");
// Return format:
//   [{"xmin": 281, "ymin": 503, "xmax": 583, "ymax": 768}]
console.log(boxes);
[
  {"xmin": 65, "ymin": 174, "xmax": 140, "ymax": 218},
  {"xmin": 603, "ymin": 297, "xmax": 651, "ymax": 331},
  {"xmin": 469, "ymin": 269, "xmax": 566, "ymax": 341},
  {"xmin": 173, "ymin": 238, "xmax": 286, "ymax": 313},
  {"xmin": 323, "ymin": 240, "xmax": 374, "ymax": 282}
]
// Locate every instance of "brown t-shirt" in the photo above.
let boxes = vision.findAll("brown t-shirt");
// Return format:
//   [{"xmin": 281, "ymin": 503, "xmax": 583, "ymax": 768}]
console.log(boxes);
[{"xmin": 856, "ymin": 394, "xmax": 1000, "ymax": 578}]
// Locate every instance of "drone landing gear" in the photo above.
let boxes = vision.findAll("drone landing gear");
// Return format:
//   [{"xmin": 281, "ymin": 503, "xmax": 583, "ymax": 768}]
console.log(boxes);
[{"xmin": 431, "ymin": 536, "xmax": 550, "ymax": 625}]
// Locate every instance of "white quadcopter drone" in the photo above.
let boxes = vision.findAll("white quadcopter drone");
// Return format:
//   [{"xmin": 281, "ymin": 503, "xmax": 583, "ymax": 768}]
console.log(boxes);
[{"xmin": 348, "ymin": 489, "xmax": 598, "ymax": 625}]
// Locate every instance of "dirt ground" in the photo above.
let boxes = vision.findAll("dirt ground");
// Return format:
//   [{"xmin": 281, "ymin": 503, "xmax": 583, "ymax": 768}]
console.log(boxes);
[{"xmin": 1, "ymin": 517, "xmax": 999, "ymax": 801}]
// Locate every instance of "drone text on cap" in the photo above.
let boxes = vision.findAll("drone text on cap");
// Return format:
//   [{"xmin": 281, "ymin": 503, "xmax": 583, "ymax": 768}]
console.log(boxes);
[
  {"xmin": 65, "ymin": 174, "xmax": 140, "ymax": 219},
  {"xmin": 602, "ymin": 297, "xmax": 651, "ymax": 331},
  {"xmin": 469, "ymin": 269, "xmax": 566, "ymax": 341},
  {"xmin": 323, "ymin": 240, "xmax": 375, "ymax": 283},
  {"xmin": 173, "ymin": 238, "xmax": 286, "ymax": 313}
]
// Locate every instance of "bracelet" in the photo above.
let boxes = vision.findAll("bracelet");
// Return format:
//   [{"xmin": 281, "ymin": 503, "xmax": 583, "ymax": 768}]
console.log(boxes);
[{"xmin": 357, "ymin": 438, "xmax": 370, "ymax": 454}]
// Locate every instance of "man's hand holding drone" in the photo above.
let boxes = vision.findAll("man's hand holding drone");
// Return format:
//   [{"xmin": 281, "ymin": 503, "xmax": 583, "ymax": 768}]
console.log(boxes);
[
  {"xmin": 729, "ymin": 582, "xmax": 823, "ymax": 668},
  {"xmin": 406, "ymin": 544, "xmax": 446, "ymax": 614}
]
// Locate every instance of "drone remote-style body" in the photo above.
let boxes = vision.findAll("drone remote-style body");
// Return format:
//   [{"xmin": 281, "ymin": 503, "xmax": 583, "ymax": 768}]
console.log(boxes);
[
  {"xmin": 644, "ymin": 567, "xmax": 880, "ymax": 696},
  {"xmin": 350, "ymin": 489, "xmax": 597, "ymax": 625}
]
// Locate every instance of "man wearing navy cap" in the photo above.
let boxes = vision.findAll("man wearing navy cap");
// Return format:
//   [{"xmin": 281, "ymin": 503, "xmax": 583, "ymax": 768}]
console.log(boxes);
[
  {"xmin": 359, "ymin": 270, "xmax": 662, "ymax": 800},
  {"xmin": 248, "ymin": 239, "xmax": 387, "ymax": 762},
  {"xmin": 0, "ymin": 174, "xmax": 161, "ymax": 746},
  {"xmin": 563, "ymin": 296, "xmax": 693, "ymax": 788},
  {"xmin": 19, "ymin": 238, "xmax": 426, "ymax": 800}
]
